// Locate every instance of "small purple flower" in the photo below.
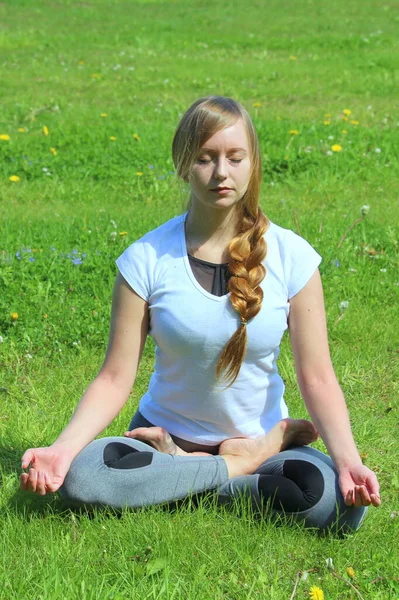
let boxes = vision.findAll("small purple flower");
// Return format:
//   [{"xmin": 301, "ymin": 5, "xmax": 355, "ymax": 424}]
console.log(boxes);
[
  {"xmin": 148, "ymin": 164, "xmax": 154, "ymax": 169},
  {"xmin": 82, "ymin": 253, "xmax": 87, "ymax": 258},
  {"xmin": 15, "ymin": 251, "xmax": 21, "ymax": 259},
  {"xmin": 332, "ymin": 259, "xmax": 340, "ymax": 268},
  {"xmin": 72, "ymin": 249, "xmax": 78, "ymax": 255},
  {"xmin": 72, "ymin": 258, "xmax": 83, "ymax": 265},
  {"xmin": 29, "ymin": 257, "xmax": 35, "ymax": 262},
  {"xmin": 51, "ymin": 247, "xmax": 56, "ymax": 251}
]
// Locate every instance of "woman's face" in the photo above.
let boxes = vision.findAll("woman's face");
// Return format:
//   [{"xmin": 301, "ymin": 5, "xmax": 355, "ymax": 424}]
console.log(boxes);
[{"xmin": 188, "ymin": 119, "xmax": 252, "ymax": 211}]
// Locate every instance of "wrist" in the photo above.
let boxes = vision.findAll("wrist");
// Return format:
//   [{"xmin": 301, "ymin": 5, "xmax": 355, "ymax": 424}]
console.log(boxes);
[
  {"xmin": 51, "ymin": 439, "xmax": 82, "ymax": 458},
  {"xmin": 334, "ymin": 455, "xmax": 363, "ymax": 472}
]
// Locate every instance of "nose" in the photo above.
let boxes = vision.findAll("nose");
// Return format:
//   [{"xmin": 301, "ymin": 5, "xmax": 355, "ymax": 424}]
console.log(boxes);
[{"xmin": 214, "ymin": 158, "xmax": 228, "ymax": 180}]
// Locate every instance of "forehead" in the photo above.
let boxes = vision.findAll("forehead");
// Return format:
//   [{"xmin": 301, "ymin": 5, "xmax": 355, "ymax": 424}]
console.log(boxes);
[{"xmin": 201, "ymin": 120, "xmax": 249, "ymax": 152}]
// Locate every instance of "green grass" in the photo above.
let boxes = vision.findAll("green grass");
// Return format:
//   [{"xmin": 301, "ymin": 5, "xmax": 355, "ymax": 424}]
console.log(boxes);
[{"xmin": 1, "ymin": 0, "xmax": 399, "ymax": 598}]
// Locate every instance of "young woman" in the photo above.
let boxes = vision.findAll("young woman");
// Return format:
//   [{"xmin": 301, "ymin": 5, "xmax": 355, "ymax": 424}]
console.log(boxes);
[{"xmin": 20, "ymin": 96, "xmax": 381, "ymax": 532}]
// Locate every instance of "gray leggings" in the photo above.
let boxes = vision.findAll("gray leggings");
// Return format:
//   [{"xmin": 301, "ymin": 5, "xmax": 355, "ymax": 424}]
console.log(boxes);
[{"xmin": 59, "ymin": 411, "xmax": 368, "ymax": 533}]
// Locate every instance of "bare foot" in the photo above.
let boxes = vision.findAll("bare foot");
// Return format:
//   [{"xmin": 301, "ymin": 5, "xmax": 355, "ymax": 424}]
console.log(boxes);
[
  {"xmin": 123, "ymin": 427, "xmax": 212, "ymax": 456},
  {"xmin": 218, "ymin": 418, "xmax": 318, "ymax": 472}
]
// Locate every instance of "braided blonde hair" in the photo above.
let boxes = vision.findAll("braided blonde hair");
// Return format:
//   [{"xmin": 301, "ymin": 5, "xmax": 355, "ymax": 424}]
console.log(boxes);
[{"xmin": 172, "ymin": 96, "xmax": 269, "ymax": 388}]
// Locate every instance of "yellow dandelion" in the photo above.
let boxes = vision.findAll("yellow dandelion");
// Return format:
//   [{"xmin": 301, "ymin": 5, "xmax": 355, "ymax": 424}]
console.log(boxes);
[
  {"xmin": 18, "ymin": 127, "xmax": 26, "ymax": 133},
  {"xmin": 109, "ymin": 136, "xmax": 117, "ymax": 141},
  {"xmin": 0, "ymin": 134, "xmax": 10, "ymax": 141},
  {"xmin": 309, "ymin": 586, "xmax": 324, "ymax": 600},
  {"xmin": 325, "ymin": 113, "xmax": 332, "ymax": 118},
  {"xmin": 119, "ymin": 231, "xmax": 128, "ymax": 236},
  {"xmin": 342, "ymin": 130, "xmax": 348, "ymax": 134},
  {"xmin": 136, "ymin": 172, "xmax": 143, "ymax": 176},
  {"xmin": 50, "ymin": 147, "xmax": 57, "ymax": 156},
  {"xmin": 133, "ymin": 133, "xmax": 140, "ymax": 141},
  {"xmin": 331, "ymin": 144, "xmax": 342, "ymax": 152},
  {"xmin": 323, "ymin": 120, "xmax": 330, "ymax": 125},
  {"xmin": 43, "ymin": 313, "xmax": 48, "ymax": 319},
  {"xmin": 9, "ymin": 175, "xmax": 20, "ymax": 182},
  {"xmin": 343, "ymin": 108, "xmax": 351, "ymax": 116},
  {"xmin": 346, "ymin": 567, "xmax": 355, "ymax": 579},
  {"xmin": 252, "ymin": 102, "xmax": 262, "ymax": 108},
  {"xmin": 350, "ymin": 119, "xmax": 359, "ymax": 125},
  {"xmin": 289, "ymin": 130, "xmax": 299, "ymax": 135},
  {"xmin": 43, "ymin": 125, "xmax": 49, "ymax": 136},
  {"xmin": 289, "ymin": 55, "xmax": 297, "ymax": 60},
  {"xmin": 32, "ymin": 249, "xmax": 38, "ymax": 253},
  {"xmin": 100, "ymin": 113, "xmax": 108, "ymax": 117},
  {"xmin": 10, "ymin": 312, "xmax": 19, "ymax": 321},
  {"xmin": 92, "ymin": 73, "xmax": 101, "ymax": 79},
  {"xmin": 78, "ymin": 60, "xmax": 84, "ymax": 65},
  {"xmin": 341, "ymin": 116, "xmax": 348, "ymax": 121}
]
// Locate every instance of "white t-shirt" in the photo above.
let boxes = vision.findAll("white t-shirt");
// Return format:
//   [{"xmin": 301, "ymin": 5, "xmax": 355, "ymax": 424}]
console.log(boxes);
[{"xmin": 115, "ymin": 211, "xmax": 322, "ymax": 445}]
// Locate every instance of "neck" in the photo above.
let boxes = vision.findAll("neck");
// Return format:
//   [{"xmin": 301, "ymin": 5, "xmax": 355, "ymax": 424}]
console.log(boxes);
[{"xmin": 185, "ymin": 201, "xmax": 241, "ymax": 246}]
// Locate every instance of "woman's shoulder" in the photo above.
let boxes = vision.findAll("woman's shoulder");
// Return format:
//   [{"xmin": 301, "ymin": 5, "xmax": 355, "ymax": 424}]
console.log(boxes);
[
  {"xmin": 265, "ymin": 220, "xmax": 322, "ymax": 298},
  {"xmin": 265, "ymin": 220, "xmax": 317, "ymax": 254},
  {"xmin": 135, "ymin": 213, "xmax": 185, "ymax": 247}
]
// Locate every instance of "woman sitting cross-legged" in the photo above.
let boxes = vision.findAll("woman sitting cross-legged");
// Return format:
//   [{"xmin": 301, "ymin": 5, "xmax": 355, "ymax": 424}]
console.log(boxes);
[{"xmin": 20, "ymin": 96, "xmax": 381, "ymax": 533}]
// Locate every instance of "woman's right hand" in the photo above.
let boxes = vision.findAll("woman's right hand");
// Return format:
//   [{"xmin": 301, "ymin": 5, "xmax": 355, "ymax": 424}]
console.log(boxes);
[{"xmin": 20, "ymin": 445, "xmax": 76, "ymax": 495}]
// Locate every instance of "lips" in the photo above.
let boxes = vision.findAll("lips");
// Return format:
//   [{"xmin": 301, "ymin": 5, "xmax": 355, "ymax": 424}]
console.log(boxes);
[{"xmin": 211, "ymin": 187, "xmax": 232, "ymax": 191}]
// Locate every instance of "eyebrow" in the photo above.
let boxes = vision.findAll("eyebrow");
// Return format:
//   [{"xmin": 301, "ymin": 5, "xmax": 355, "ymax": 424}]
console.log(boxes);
[{"xmin": 200, "ymin": 147, "xmax": 248, "ymax": 154}]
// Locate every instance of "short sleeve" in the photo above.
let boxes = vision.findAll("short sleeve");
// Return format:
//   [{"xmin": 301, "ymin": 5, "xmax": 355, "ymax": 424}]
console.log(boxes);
[
  {"xmin": 115, "ymin": 241, "xmax": 152, "ymax": 302},
  {"xmin": 283, "ymin": 229, "xmax": 322, "ymax": 299}
]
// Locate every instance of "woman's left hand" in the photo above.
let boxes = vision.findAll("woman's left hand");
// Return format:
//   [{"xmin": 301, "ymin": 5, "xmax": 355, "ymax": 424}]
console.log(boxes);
[{"xmin": 338, "ymin": 463, "xmax": 381, "ymax": 507}]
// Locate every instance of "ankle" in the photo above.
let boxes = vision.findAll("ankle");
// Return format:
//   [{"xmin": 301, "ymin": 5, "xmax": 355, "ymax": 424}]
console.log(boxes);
[{"xmin": 221, "ymin": 455, "xmax": 255, "ymax": 478}]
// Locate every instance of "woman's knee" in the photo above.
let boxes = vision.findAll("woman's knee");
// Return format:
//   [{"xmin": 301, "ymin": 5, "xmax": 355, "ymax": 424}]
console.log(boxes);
[
  {"xmin": 58, "ymin": 436, "xmax": 157, "ymax": 505},
  {"xmin": 257, "ymin": 447, "xmax": 369, "ymax": 533}
]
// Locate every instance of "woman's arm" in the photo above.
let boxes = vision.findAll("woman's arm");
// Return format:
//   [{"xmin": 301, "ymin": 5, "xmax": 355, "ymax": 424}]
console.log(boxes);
[
  {"xmin": 288, "ymin": 269, "xmax": 380, "ymax": 507},
  {"xmin": 21, "ymin": 272, "xmax": 149, "ymax": 494},
  {"xmin": 52, "ymin": 272, "xmax": 149, "ymax": 456}
]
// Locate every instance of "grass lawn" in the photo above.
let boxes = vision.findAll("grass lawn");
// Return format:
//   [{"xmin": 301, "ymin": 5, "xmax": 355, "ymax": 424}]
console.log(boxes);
[{"xmin": 0, "ymin": 0, "xmax": 398, "ymax": 598}]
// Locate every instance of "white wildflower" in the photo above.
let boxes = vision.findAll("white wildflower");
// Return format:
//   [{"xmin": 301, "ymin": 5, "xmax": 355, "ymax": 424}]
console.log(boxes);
[
  {"xmin": 0, "ymin": 335, "xmax": 4, "ymax": 343},
  {"xmin": 375, "ymin": 148, "xmax": 381, "ymax": 153},
  {"xmin": 326, "ymin": 150, "xmax": 333, "ymax": 156},
  {"xmin": 110, "ymin": 219, "xmax": 117, "ymax": 228},
  {"xmin": 109, "ymin": 231, "xmax": 117, "ymax": 240},
  {"xmin": 360, "ymin": 205, "xmax": 370, "ymax": 216},
  {"xmin": 339, "ymin": 301, "xmax": 349, "ymax": 312},
  {"xmin": 326, "ymin": 558, "xmax": 335, "ymax": 571}
]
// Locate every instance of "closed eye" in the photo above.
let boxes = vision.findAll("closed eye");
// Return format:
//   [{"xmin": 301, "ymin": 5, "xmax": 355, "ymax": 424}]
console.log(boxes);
[{"xmin": 198, "ymin": 159, "xmax": 242, "ymax": 164}]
